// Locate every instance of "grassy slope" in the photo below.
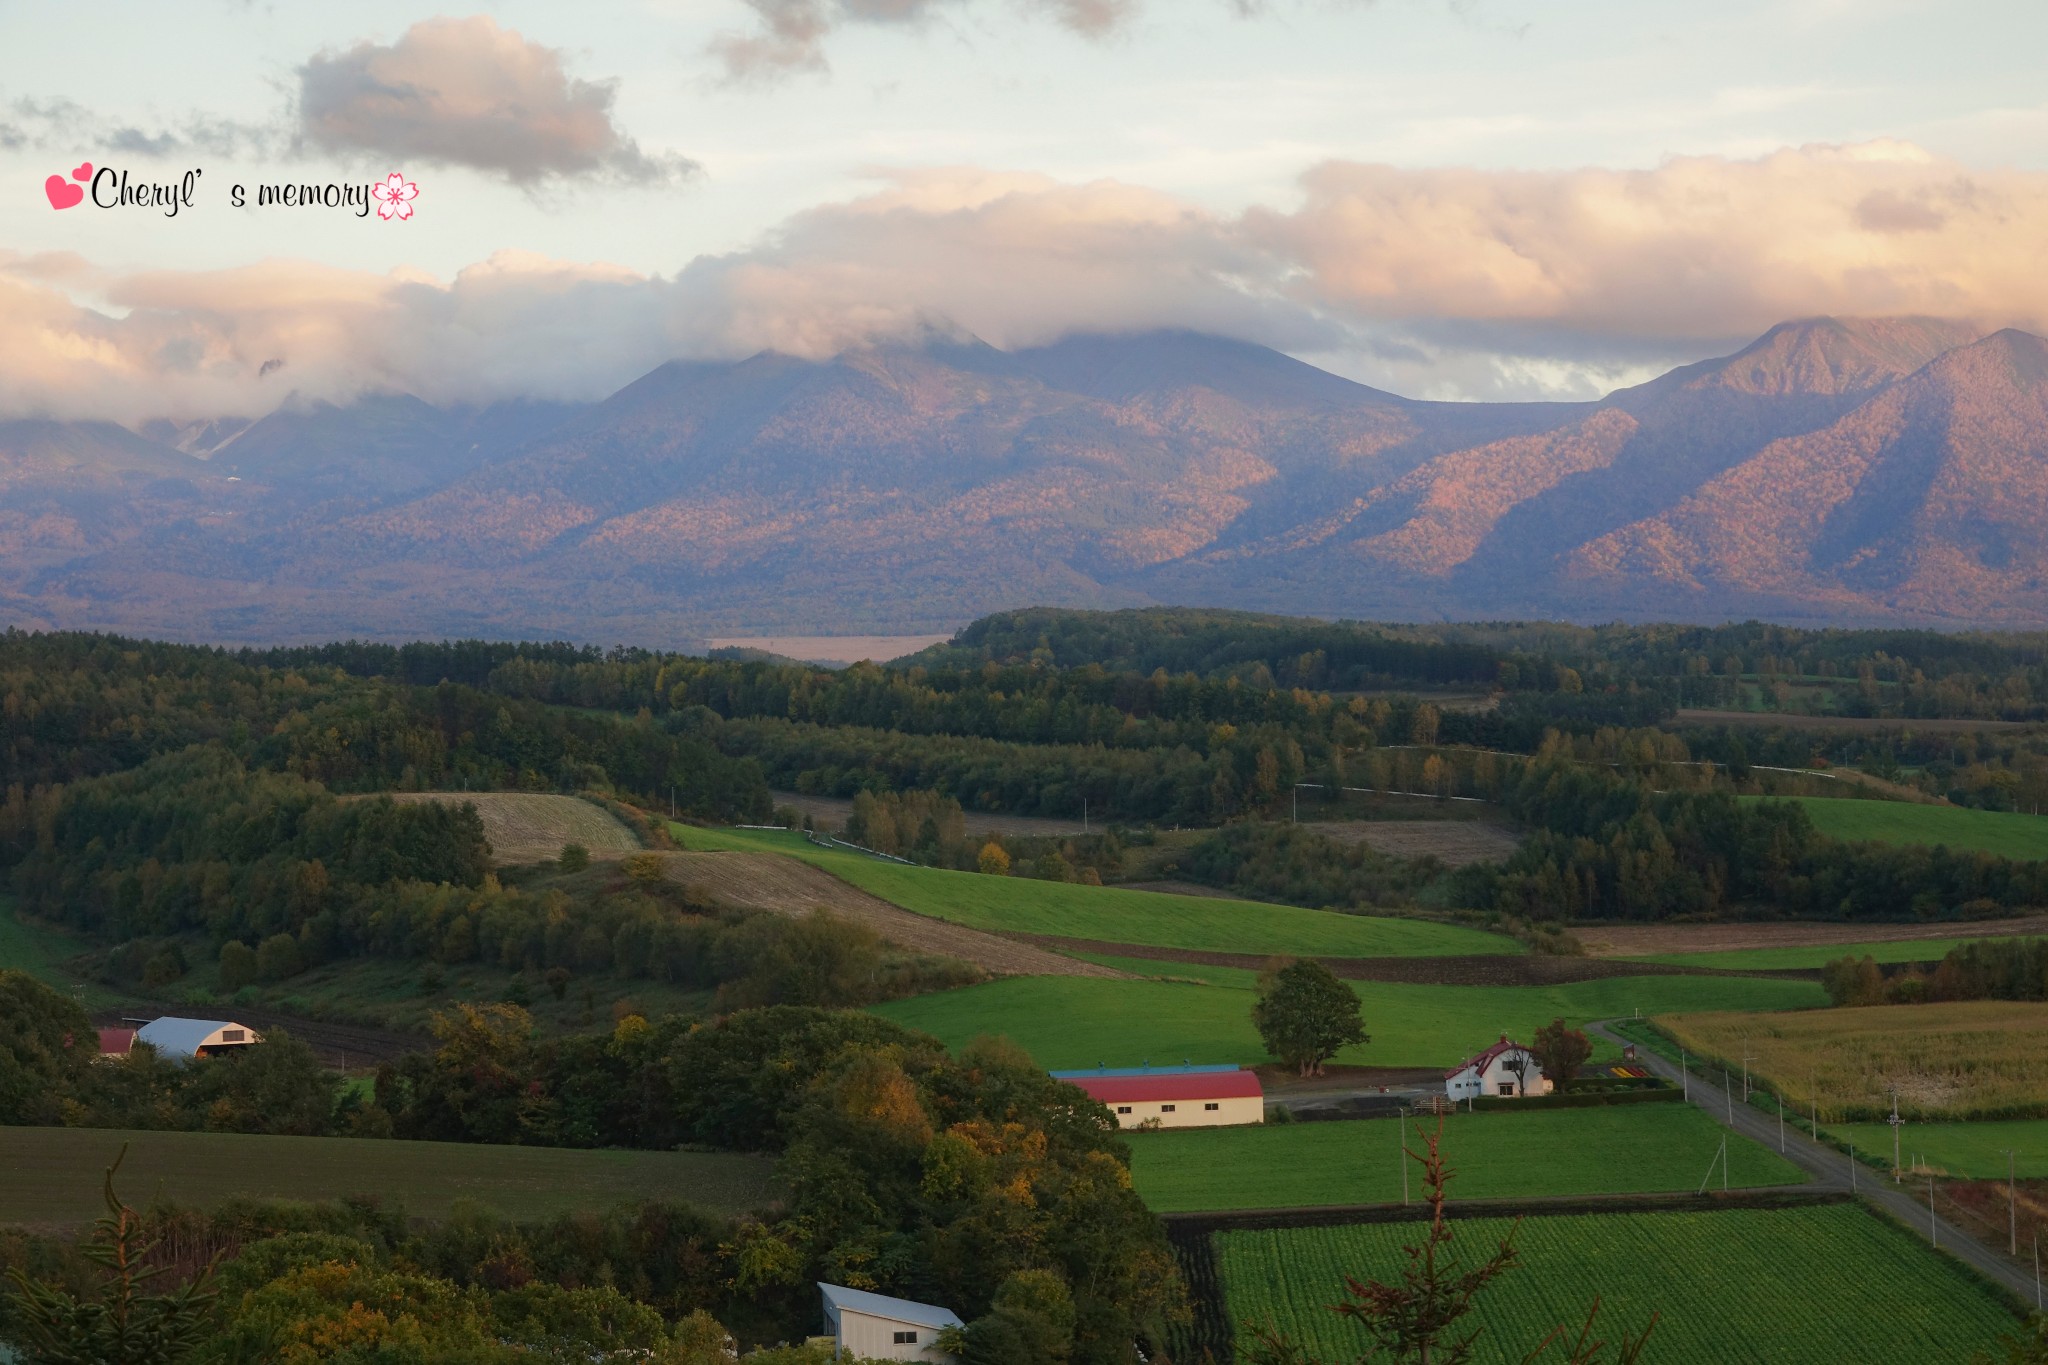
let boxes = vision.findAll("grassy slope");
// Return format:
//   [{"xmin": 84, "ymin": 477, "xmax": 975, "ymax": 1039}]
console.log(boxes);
[
  {"xmin": 1129, "ymin": 1105, "xmax": 1804, "ymax": 1212},
  {"xmin": 870, "ymin": 971, "xmax": 1827, "ymax": 1071},
  {"xmin": 1751, "ymin": 795, "xmax": 2048, "ymax": 860},
  {"xmin": 0, "ymin": 1126, "xmax": 781, "ymax": 1229},
  {"xmin": 671, "ymin": 824, "xmax": 1519, "ymax": 957},
  {"xmin": 1827, "ymin": 1118, "xmax": 2048, "ymax": 1179},
  {"xmin": 1634, "ymin": 937, "xmax": 2004, "ymax": 970},
  {"xmin": 0, "ymin": 895, "xmax": 132, "ymax": 1010},
  {"xmin": 1217, "ymin": 1204, "xmax": 2017, "ymax": 1364}
]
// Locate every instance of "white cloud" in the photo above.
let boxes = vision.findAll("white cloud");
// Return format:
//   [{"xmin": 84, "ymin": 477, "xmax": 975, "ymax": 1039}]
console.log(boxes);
[
  {"xmin": 299, "ymin": 16, "xmax": 694, "ymax": 184},
  {"xmin": 7, "ymin": 141, "xmax": 2048, "ymax": 420}
]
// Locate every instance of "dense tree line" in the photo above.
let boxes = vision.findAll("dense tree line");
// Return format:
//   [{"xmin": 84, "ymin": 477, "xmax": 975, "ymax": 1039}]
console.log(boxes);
[
  {"xmin": 1475, "ymin": 762, "xmax": 2048, "ymax": 923},
  {"xmin": 3, "ymin": 992, "xmax": 1185, "ymax": 1360},
  {"xmin": 1821, "ymin": 938, "xmax": 2048, "ymax": 1006},
  {"xmin": 1180, "ymin": 822, "xmax": 1432, "ymax": 911}
]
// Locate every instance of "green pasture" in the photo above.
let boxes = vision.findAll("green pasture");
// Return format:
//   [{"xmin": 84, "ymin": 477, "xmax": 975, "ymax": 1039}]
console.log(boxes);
[
  {"xmin": 1751, "ymin": 795, "xmax": 2048, "ymax": 860},
  {"xmin": 1129, "ymin": 1105, "xmax": 1803, "ymax": 1212},
  {"xmin": 1828, "ymin": 1118, "xmax": 2048, "ymax": 1180},
  {"xmin": 1632, "ymin": 936, "xmax": 2005, "ymax": 970},
  {"xmin": 0, "ymin": 896, "xmax": 130, "ymax": 1010},
  {"xmin": 0, "ymin": 1126, "xmax": 782, "ymax": 1229},
  {"xmin": 671, "ymin": 824, "xmax": 1519, "ymax": 957},
  {"xmin": 870, "ymin": 972, "xmax": 1827, "ymax": 1071},
  {"xmin": 1218, "ymin": 1202, "xmax": 2019, "ymax": 1363}
]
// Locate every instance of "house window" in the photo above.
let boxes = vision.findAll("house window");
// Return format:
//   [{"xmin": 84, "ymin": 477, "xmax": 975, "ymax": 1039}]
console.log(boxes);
[
  {"xmin": 1116, "ymin": 1105, "xmax": 1132, "ymax": 1114},
  {"xmin": 1204, "ymin": 1102, "xmax": 1219, "ymax": 1111},
  {"xmin": 1160, "ymin": 1104, "xmax": 1176, "ymax": 1113},
  {"xmin": 893, "ymin": 1330, "xmax": 918, "ymax": 1344},
  {"xmin": 1498, "ymin": 1082, "xmax": 1516, "ymax": 1096}
]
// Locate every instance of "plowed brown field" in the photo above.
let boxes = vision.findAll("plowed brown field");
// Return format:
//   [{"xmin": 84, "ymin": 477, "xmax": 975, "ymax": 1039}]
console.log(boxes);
[
  {"xmin": 1580, "ymin": 914, "xmax": 2048, "ymax": 958},
  {"xmin": 660, "ymin": 851, "xmax": 1125, "ymax": 979},
  {"xmin": 389, "ymin": 793, "xmax": 641, "ymax": 865},
  {"xmin": 1307, "ymin": 820, "xmax": 1521, "ymax": 867}
]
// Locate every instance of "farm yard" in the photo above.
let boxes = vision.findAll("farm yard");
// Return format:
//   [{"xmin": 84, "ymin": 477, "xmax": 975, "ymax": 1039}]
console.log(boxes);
[
  {"xmin": 1214, "ymin": 1202, "xmax": 2022, "ymax": 1363},
  {"xmin": 1660, "ymin": 1000, "xmax": 2048, "ymax": 1121},
  {"xmin": 1746, "ymin": 794, "xmax": 2048, "ymax": 860},
  {"xmin": 0, "ymin": 1126, "xmax": 782, "ymax": 1229},
  {"xmin": 1128, "ymin": 1106, "xmax": 1803, "ymax": 1212},
  {"xmin": 389, "ymin": 792, "xmax": 643, "ymax": 865},
  {"xmin": 870, "ymin": 970, "xmax": 1828, "ymax": 1071},
  {"xmin": 671, "ymin": 823, "xmax": 1519, "ymax": 957}
]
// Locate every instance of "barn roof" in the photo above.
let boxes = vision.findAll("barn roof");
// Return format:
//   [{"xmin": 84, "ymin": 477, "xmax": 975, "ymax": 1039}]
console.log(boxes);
[
  {"xmin": 1446, "ymin": 1038, "xmax": 1537, "ymax": 1081},
  {"xmin": 1066, "ymin": 1071, "xmax": 1263, "ymax": 1104},
  {"xmin": 134, "ymin": 1017, "xmax": 256, "ymax": 1059},
  {"xmin": 97, "ymin": 1028, "xmax": 136, "ymax": 1056},
  {"xmin": 819, "ymin": 1282, "xmax": 963, "ymax": 1330},
  {"xmin": 1049, "ymin": 1063, "xmax": 1241, "ymax": 1079}
]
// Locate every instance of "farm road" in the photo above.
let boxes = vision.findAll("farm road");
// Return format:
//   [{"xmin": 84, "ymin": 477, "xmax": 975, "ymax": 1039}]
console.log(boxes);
[
  {"xmin": 1587, "ymin": 1020, "xmax": 2040, "ymax": 1305},
  {"xmin": 658, "ymin": 850, "xmax": 1127, "ymax": 979}
]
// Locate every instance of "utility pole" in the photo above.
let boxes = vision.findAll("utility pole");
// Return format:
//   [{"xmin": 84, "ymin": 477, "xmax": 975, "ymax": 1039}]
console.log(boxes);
[
  {"xmin": 1680, "ymin": 1049, "xmax": 1688, "ymax": 1101},
  {"xmin": 1888, "ymin": 1091, "xmax": 1903, "ymax": 1183},
  {"xmin": 2005, "ymin": 1149, "xmax": 2021, "ymax": 1256},
  {"xmin": 1777, "ymin": 1095, "xmax": 1785, "ymax": 1153},
  {"xmin": 1929, "ymin": 1177, "xmax": 1938, "ymax": 1247},
  {"xmin": 1849, "ymin": 1144, "xmax": 1856, "ymax": 1191},
  {"xmin": 1724, "ymin": 1069, "xmax": 1734, "ymax": 1123},
  {"xmin": 1741, "ymin": 1053, "xmax": 1757, "ymax": 1103}
]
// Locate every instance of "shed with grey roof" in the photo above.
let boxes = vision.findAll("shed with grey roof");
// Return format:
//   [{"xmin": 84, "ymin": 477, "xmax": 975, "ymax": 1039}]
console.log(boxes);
[
  {"xmin": 819, "ymin": 1282, "xmax": 961, "ymax": 1362},
  {"xmin": 134, "ymin": 1017, "xmax": 263, "ymax": 1061}
]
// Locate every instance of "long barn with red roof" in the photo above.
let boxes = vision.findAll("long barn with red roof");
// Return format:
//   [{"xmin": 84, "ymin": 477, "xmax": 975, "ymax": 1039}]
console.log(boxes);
[{"xmin": 1052, "ymin": 1064, "xmax": 1264, "ymax": 1128}]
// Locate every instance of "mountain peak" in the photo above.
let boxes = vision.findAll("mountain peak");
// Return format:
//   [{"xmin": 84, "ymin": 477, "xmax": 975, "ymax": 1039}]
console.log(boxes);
[{"xmin": 1612, "ymin": 316, "xmax": 1983, "ymax": 408}]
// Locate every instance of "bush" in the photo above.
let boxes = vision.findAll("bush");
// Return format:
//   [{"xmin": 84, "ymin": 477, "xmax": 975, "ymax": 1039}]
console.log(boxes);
[
  {"xmin": 256, "ymin": 933, "xmax": 304, "ymax": 983},
  {"xmin": 218, "ymin": 940, "xmax": 259, "ymax": 993},
  {"xmin": 558, "ymin": 843, "xmax": 590, "ymax": 873}
]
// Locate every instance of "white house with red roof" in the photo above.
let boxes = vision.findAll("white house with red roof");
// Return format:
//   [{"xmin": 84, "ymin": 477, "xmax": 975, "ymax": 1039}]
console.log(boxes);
[
  {"xmin": 1445, "ymin": 1037, "xmax": 1552, "ymax": 1101},
  {"xmin": 1053, "ymin": 1064, "xmax": 1264, "ymax": 1128}
]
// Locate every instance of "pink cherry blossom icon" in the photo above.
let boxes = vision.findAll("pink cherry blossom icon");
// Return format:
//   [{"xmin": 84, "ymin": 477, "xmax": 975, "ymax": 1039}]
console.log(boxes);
[{"xmin": 371, "ymin": 172, "xmax": 418, "ymax": 221}]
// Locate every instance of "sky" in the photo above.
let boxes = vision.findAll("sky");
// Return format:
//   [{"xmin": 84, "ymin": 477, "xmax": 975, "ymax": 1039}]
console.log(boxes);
[{"xmin": 3, "ymin": 0, "xmax": 2047, "ymax": 420}]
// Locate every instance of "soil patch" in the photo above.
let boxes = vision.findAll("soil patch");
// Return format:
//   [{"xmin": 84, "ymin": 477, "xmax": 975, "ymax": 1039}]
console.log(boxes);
[
  {"xmin": 1013, "ymin": 937, "xmax": 1800, "ymax": 985},
  {"xmin": 772, "ymin": 790, "xmax": 1091, "ymax": 838},
  {"xmin": 1581, "ymin": 914, "xmax": 2048, "ymax": 959},
  {"xmin": 1307, "ymin": 820, "xmax": 1521, "ymax": 867},
  {"xmin": 661, "ymin": 851, "xmax": 1125, "ymax": 979},
  {"xmin": 388, "ymin": 793, "xmax": 641, "ymax": 865}
]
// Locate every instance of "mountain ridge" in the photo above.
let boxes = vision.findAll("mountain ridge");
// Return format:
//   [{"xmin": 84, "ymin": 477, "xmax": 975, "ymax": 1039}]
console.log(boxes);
[{"xmin": 5, "ymin": 316, "xmax": 2045, "ymax": 643}]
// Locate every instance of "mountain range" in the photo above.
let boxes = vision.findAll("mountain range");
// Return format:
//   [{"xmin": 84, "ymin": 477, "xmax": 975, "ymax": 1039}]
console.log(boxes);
[{"xmin": 4, "ymin": 315, "xmax": 2046, "ymax": 644}]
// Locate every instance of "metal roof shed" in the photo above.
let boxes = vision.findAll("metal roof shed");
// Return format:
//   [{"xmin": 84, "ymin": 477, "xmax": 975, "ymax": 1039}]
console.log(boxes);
[
  {"xmin": 819, "ymin": 1282, "xmax": 962, "ymax": 1362},
  {"xmin": 134, "ymin": 1017, "xmax": 262, "ymax": 1061}
]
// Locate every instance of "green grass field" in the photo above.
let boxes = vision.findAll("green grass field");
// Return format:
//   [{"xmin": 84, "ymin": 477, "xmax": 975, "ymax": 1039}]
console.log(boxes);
[
  {"xmin": 1632, "ymin": 936, "xmax": 2003, "ymax": 970},
  {"xmin": 0, "ymin": 1126, "xmax": 782, "ymax": 1229},
  {"xmin": 1217, "ymin": 1203, "xmax": 2020, "ymax": 1363},
  {"xmin": 0, "ymin": 895, "xmax": 131, "ymax": 1010},
  {"xmin": 1128, "ymin": 1105, "xmax": 1803, "ymax": 1212},
  {"xmin": 1827, "ymin": 1118, "xmax": 2048, "ymax": 1180},
  {"xmin": 870, "ymin": 972, "xmax": 1828, "ymax": 1071},
  {"xmin": 1751, "ymin": 795, "xmax": 2048, "ymax": 860},
  {"xmin": 672, "ymin": 824, "xmax": 1519, "ymax": 957}
]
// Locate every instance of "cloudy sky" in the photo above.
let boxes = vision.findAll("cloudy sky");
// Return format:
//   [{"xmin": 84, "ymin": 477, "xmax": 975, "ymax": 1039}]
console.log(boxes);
[{"xmin": 4, "ymin": 0, "xmax": 2046, "ymax": 420}]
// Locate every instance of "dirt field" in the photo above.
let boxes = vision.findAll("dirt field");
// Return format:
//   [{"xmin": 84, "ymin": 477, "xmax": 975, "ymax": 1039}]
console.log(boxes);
[
  {"xmin": 1675, "ymin": 709, "xmax": 2034, "ymax": 734},
  {"xmin": 661, "ymin": 851, "xmax": 1124, "ymax": 978},
  {"xmin": 1012, "ymin": 936, "xmax": 1781, "ymax": 985},
  {"xmin": 389, "ymin": 793, "xmax": 642, "ymax": 865},
  {"xmin": 772, "ymin": 790, "xmax": 1091, "ymax": 837},
  {"xmin": 1580, "ymin": 914, "xmax": 2048, "ymax": 958},
  {"xmin": 1307, "ymin": 820, "xmax": 1521, "ymax": 867}
]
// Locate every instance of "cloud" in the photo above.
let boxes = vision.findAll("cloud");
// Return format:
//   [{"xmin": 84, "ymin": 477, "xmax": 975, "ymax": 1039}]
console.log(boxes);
[
  {"xmin": 9, "ymin": 141, "xmax": 2048, "ymax": 419},
  {"xmin": 712, "ymin": 0, "xmax": 1139, "ymax": 80},
  {"xmin": 298, "ymin": 16, "xmax": 694, "ymax": 184},
  {"xmin": 1, "ymin": 97, "xmax": 277, "ymax": 159}
]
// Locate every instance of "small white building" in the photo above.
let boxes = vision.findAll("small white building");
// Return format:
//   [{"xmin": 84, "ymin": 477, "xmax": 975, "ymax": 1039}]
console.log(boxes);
[
  {"xmin": 134, "ymin": 1017, "xmax": 263, "ymax": 1062},
  {"xmin": 1054, "ymin": 1065, "xmax": 1265, "ymax": 1129},
  {"xmin": 819, "ymin": 1282, "xmax": 962, "ymax": 1362},
  {"xmin": 1445, "ymin": 1037, "xmax": 1552, "ymax": 1101}
]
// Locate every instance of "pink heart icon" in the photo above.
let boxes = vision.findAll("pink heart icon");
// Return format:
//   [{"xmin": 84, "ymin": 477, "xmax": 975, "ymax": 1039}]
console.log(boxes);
[
  {"xmin": 71, "ymin": 162, "xmax": 92, "ymax": 183},
  {"xmin": 46, "ymin": 174, "xmax": 83, "ymax": 210}
]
